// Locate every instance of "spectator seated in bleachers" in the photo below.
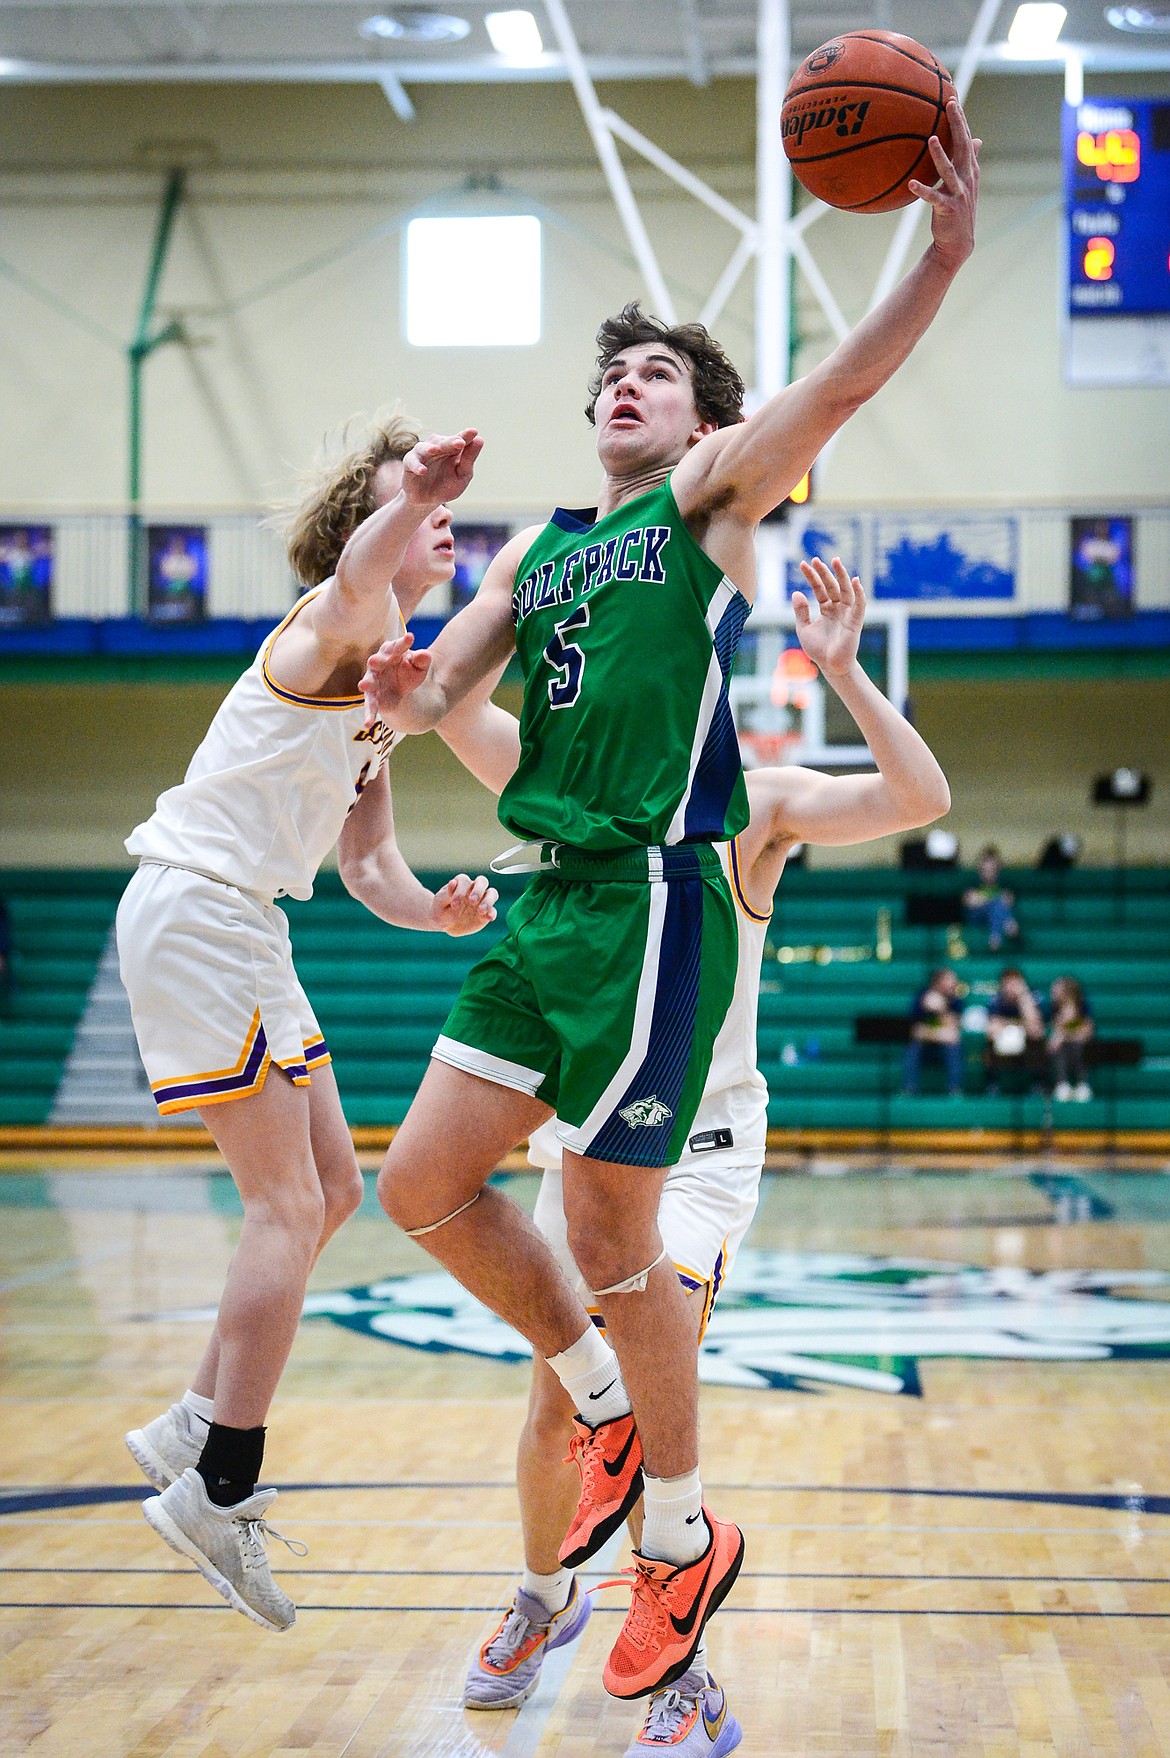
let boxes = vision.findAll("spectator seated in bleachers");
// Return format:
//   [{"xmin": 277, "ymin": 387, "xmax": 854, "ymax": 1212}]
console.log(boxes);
[
  {"xmin": 963, "ymin": 844, "xmax": 1020, "ymax": 953},
  {"xmin": 984, "ymin": 966, "xmax": 1046, "ymax": 1094},
  {"xmin": 1047, "ymin": 976, "xmax": 1095, "ymax": 1102},
  {"xmin": 902, "ymin": 967, "xmax": 964, "ymax": 1097}
]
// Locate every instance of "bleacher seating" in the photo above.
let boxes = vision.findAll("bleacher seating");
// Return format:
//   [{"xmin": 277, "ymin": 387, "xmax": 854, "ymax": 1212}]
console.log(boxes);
[
  {"xmin": 1, "ymin": 865, "xmax": 1166, "ymax": 1138},
  {"xmin": 286, "ymin": 863, "xmax": 1170, "ymax": 1138},
  {"xmin": 0, "ymin": 873, "xmax": 125, "ymax": 1125}
]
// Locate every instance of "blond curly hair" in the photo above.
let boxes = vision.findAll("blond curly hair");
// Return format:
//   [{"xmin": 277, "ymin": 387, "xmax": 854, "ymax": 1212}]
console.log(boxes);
[{"xmin": 280, "ymin": 411, "xmax": 420, "ymax": 588}]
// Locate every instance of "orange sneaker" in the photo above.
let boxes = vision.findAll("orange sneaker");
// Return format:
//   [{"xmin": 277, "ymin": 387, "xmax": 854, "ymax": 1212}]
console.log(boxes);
[
  {"xmin": 602, "ymin": 1510, "xmax": 745, "ymax": 1700},
  {"xmin": 558, "ymin": 1412, "xmax": 644, "ymax": 1569}
]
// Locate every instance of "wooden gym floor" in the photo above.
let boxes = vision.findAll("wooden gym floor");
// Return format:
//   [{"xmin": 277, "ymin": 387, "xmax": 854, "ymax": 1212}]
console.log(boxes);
[{"xmin": 3, "ymin": 1150, "xmax": 1170, "ymax": 1757}]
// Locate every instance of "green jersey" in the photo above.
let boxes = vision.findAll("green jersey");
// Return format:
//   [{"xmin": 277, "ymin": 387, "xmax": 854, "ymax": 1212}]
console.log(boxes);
[{"xmin": 499, "ymin": 478, "xmax": 750, "ymax": 851}]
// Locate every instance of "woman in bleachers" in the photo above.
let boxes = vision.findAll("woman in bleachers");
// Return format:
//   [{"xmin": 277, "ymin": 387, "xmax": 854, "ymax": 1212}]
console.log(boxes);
[
  {"xmin": 984, "ymin": 967, "xmax": 1045, "ymax": 1094},
  {"xmin": 1048, "ymin": 977, "xmax": 1095, "ymax": 1102}
]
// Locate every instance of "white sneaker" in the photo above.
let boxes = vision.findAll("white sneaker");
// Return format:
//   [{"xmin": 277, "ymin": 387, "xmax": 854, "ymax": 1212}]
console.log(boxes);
[
  {"xmin": 1073, "ymin": 1083, "xmax": 1093, "ymax": 1102},
  {"xmin": 1053, "ymin": 1082, "xmax": 1072, "ymax": 1103},
  {"xmin": 125, "ymin": 1402, "xmax": 206, "ymax": 1491},
  {"xmin": 142, "ymin": 1467, "xmax": 305, "ymax": 1631},
  {"xmin": 464, "ymin": 1580, "xmax": 591, "ymax": 1708},
  {"xmin": 622, "ymin": 1669, "xmax": 742, "ymax": 1755}
]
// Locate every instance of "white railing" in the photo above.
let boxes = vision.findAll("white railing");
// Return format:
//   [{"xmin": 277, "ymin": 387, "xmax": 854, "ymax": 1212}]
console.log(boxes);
[{"xmin": 0, "ymin": 502, "xmax": 1167, "ymax": 625}]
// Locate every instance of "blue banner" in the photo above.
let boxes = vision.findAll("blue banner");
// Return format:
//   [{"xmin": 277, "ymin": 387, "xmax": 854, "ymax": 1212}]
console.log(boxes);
[{"xmin": 874, "ymin": 515, "xmax": 1017, "ymax": 601}]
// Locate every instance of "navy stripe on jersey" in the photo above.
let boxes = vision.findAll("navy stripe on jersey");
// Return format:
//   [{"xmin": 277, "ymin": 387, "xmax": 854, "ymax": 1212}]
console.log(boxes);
[
  {"xmin": 585, "ymin": 875, "xmax": 705, "ymax": 1168},
  {"xmin": 550, "ymin": 506, "xmax": 597, "ymax": 535},
  {"xmin": 713, "ymin": 591, "xmax": 748, "ymax": 677},
  {"xmin": 683, "ymin": 591, "xmax": 750, "ymax": 841}
]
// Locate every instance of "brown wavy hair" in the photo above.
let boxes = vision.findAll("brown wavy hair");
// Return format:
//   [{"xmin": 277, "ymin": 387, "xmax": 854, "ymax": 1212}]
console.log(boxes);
[
  {"xmin": 585, "ymin": 302, "xmax": 745, "ymax": 429},
  {"xmin": 279, "ymin": 412, "xmax": 420, "ymax": 588}
]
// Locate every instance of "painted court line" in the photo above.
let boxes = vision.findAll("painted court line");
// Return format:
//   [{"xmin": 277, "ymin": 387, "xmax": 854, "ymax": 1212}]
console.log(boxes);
[
  {"xmin": 3, "ymin": 1565, "xmax": 1168, "ymax": 1585},
  {"xmin": 4, "ymin": 1603, "xmax": 1170, "ymax": 1620},
  {"xmin": 5, "ymin": 1480, "xmax": 1170, "ymax": 1516},
  {"xmin": 0, "ymin": 1242, "xmax": 130, "ymax": 1295}
]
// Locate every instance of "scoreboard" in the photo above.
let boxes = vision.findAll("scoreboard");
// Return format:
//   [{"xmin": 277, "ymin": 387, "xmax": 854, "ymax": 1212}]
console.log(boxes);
[{"xmin": 1064, "ymin": 99, "xmax": 1170, "ymax": 318}]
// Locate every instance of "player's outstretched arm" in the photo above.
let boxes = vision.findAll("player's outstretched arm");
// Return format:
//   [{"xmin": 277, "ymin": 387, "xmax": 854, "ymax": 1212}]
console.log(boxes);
[
  {"xmin": 737, "ymin": 558, "xmax": 950, "ymax": 891},
  {"xmin": 677, "ymin": 98, "xmax": 980, "ymax": 526},
  {"xmin": 434, "ymin": 658, "xmax": 521, "ymax": 798},
  {"xmin": 337, "ymin": 766, "xmax": 498, "ymax": 934},
  {"xmin": 360, "ymin": 528, "xmax": 535, "ymax": 733}
]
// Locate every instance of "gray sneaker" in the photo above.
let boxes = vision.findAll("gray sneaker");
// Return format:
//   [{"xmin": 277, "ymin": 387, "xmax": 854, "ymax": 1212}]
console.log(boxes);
[
  {"xmin": 125, "ymin": 1402, "xmax": 206, "ymax": 1491},
  {"xmin": 142, "ymin": 1467, "xmax": 305, "ymax": 1631},
  {"xmin": 464, "ymin": 1580, "xmax": 591, "ymax": 1709},
  {"xmin": 622, "ymin": 1670, "xmax": 743, "ymax": 1755}
]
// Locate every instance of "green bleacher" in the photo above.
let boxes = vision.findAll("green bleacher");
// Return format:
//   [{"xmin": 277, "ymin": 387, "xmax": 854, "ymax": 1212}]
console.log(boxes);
[
  {"xmin": 286, "ymin": 864, "xmax": 1170, "ymax": 1138},
  {"xmin": 1, "ymin": 866, "xmax": 1167, "ymax": 1138},
  {"xmin": 0, "ymin": 872, "xmax": 126, "ymax": 1125}
]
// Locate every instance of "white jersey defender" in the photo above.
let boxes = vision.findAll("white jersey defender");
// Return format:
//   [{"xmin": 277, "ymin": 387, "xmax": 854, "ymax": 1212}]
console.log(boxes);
[
  {"xmin": 528, "ymin": 840, "xmax": 769, "ymax": 1334},
  {"xmin": 127, "ymin": 587, "xmax": 399, "ymax": 902},
  {"xmin": 118, "ymin": 589, "xmax": 398, "ymax": 1114}
]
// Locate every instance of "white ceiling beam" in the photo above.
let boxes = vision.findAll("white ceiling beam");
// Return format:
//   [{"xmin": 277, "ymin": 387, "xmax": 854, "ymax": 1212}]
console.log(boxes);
[
  {"xmin": 378, "ymin": 68, "xmax": 416, "ymax": 120},
  {"xmin": 0, "ymin": 44, "xmax": 1167, "ymax": 83},
  {"xmin": 700, "ymin": 230, "xmax": 756, "ymax": 331},
  {"xmin": 601, "ymin": 109, "xmax": 756, "ymax": 236},
  {"xmin": 0, "ymin": 53, "xmax": 756, "ymax": 82},
  {"xmin": 541, "ymin": 0, "xmax": 676, "ymax": 321},
  {"xmin": 786, "ymin": 227, "xmax": 848, "ymax": 343},
  {"xmin": 677, "ymin": 0, "xmax": 710, "ymax": 88},
  {"xmin": 754, "ymin": 0, "xmax": 790, "ymax": 403}
]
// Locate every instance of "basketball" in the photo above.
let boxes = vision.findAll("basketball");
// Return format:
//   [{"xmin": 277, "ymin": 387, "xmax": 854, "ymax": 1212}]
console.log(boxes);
[{"xmin": 781, "ymin": 31, "xmax": 956, "ymax": 213}]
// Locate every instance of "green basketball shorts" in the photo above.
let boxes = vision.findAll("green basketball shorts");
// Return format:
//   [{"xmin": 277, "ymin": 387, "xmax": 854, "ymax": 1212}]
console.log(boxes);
[{"xmin": 433, "ymin": 843, "xmax": 737, "ymax": 1168}]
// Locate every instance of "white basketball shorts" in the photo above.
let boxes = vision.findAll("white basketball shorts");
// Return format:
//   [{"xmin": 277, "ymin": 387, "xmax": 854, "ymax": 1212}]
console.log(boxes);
[
  {"xmin": 530, "ymin": 1134, "xmax": 760, "ymax": 1339},
  {"xmin": 116, "ymin": 862, "xmax": 330, "ymax": 1116}
]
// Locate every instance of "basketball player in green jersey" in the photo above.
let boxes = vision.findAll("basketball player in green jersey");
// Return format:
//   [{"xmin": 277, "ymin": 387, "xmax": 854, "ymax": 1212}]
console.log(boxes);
[{"xmin": 362, "ymin": 97, "xmax": 979, "ymax": 1701}]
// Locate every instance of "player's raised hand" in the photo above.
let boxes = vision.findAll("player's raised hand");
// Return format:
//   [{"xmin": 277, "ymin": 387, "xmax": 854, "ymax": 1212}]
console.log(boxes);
[
  {"xmin": 401, "ymin": 430, "xmax": 483, "ymax": 509},
  {"xmin": 793, "ymin": 556, "xmax": 865, "ymax": 679},
  {"xmin": 360, "ymin": 631, "xmax": 432, "ymax": 727},
  {"xmin": 909, "ymin": 95, "xmax": 980, "ymax": 273},
  {"xmin": 432, "ymin": 873, "xmax": 499, "ymax": 936}
]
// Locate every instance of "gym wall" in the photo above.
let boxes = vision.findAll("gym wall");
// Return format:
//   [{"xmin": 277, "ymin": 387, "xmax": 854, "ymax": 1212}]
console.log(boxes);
[
  {"xmin": 3, "ymin": 676, "xmax": 1166, "ymax": 870},
  {"xmin": 0, "ymin": 73, "xmax": 1168, "ymax": 514}
]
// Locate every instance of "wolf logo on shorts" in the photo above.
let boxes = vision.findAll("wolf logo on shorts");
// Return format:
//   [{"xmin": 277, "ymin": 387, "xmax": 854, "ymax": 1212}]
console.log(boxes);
[{"xmin": 619, "ymin": 1096, "xmax": 674, "ymax": 1130}]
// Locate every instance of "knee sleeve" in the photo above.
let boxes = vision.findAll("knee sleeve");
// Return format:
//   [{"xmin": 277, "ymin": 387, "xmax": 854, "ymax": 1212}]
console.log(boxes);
[
  {"xmin": 593, "ymin": 1246, "xmax": 668, "ymax": 1297},
  {"xmin": 403, "ymin": 1191, "xmax": 481, "ymax": 1239}
]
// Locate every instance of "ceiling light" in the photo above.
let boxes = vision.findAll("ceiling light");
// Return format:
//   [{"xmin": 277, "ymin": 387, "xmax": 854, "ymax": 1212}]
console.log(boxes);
[
  {"xmin": 1006, "ymin": 3, "xmax": 1067, "ymax": 50},
  {"xmin": 359, "ymin": 10, "xmax": 471, "ymax": 44},
  {"xmin": 1106, "ymin": 5, "xmax": 1170, "ymax": 30},
  {"xmin": 484, "ymin": 9, "xmax": 544, "ymax": 60}
]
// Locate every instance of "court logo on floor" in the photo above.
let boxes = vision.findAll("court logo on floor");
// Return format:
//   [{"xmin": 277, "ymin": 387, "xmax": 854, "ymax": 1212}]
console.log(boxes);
[{"xmin": 283, "ymin": 1252, "xmax": 1170, "ymax": 1397}]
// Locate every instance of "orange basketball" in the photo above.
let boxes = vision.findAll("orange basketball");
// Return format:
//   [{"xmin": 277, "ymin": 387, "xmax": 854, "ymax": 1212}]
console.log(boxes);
[{"xmin": 781, "ymin": 31, "xmax": 956, "ymax": 214}]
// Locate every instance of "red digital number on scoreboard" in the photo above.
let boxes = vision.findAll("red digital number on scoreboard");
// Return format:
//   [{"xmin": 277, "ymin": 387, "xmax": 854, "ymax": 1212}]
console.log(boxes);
[{"xmin": 1076, "ymin": 129, "xmax": 1141, "ymax": 184}]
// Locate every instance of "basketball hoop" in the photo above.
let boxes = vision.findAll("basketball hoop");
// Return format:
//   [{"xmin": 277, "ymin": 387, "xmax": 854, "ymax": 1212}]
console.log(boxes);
[{"xmin": 739, "ymin": 729, "xmax": 799, "ymax": 769}]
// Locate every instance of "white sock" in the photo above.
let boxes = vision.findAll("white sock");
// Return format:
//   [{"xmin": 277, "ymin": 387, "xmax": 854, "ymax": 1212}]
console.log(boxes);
[
  {"xmin": 181, "ymin": 1388, "xmax": 214, "ymax": 1425},
  {"xmin": 546, "ymin": 1324, "xmax": 631, "ymax": 1425},
  {"xmin": 640, "ymin": 1468, "xmax": 706, "ymax": 1565},
  {"xmin": 521, "ymin": 1566, "xmax": 572, "ymax": 1617},
  {"xmin": 689, "ymin": 1637, "xmax": 710, "ymax": 1684}
]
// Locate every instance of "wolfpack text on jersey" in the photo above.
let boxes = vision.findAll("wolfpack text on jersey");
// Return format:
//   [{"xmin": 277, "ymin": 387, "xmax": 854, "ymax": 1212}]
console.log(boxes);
[{"xmin": 498, "ymin": 478, "xmax": 750, "ymax": 852}]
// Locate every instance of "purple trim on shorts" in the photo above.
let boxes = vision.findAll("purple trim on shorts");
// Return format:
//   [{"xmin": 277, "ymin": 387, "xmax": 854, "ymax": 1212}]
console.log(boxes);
[{"xmin": 151, "ymin": 1022, "xmax": 270, "ymax": 1109}]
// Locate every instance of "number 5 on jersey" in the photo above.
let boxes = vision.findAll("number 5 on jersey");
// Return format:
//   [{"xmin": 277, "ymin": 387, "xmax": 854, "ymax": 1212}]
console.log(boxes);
[{"xmin": 543, "ymin": 604, "xmax": 589, "ymax": 709}]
